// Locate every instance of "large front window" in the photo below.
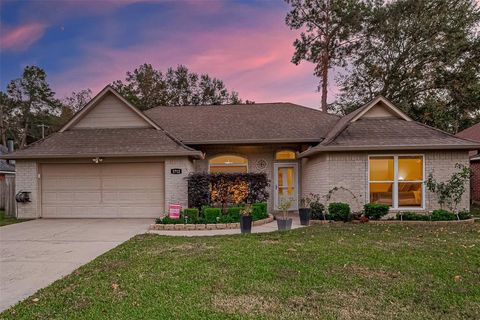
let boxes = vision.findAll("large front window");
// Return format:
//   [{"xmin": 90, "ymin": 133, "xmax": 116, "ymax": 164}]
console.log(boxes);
[{"xmin": 369, "ymin": 155, "xmax": 424, "ymax": 209}]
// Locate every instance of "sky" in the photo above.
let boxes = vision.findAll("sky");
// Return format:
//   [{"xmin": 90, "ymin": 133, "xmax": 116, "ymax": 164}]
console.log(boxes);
[{"xmin": 0, "ymin": 0, "xmax": 341, "ymax": 108}]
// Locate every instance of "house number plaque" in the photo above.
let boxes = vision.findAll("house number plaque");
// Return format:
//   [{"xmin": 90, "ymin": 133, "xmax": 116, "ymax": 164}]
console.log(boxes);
[{"xmin": 171, "ymin": 168, "xmax": 182, "ymax": 174}]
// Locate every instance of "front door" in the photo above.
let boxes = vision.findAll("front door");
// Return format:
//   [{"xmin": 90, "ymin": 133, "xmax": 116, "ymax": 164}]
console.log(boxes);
[{"xmin": 274, "ymin": 163, "xmax": 298, "ymax": 211}]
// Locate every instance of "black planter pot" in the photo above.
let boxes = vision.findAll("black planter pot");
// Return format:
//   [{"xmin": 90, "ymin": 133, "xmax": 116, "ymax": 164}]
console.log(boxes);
[
  {"xmin": 299, "ymin": 208, "xmax": 311, "ymax": 226},
  {"xmin": 276, "ymin": 217, "xmax": 293, "ymax": 231},
  {"xmin": 240, "ymin": 216, "xmax": 252, "ymax": 234}
]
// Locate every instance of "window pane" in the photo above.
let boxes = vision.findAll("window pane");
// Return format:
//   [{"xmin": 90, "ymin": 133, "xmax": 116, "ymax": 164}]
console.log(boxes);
[
  {"xmin": 398, "ymin": 182, "xmax": 422, "ymax": 207},
  {"xmin": 369, "ymin": 183, "xmax": 393, "ymax": 206},
  {"xmin": 398, "ymin": 156, "xmax": 423, "ymax": 181},
  {"xmin": 369, "ymin": 157, "xmax": 394, "ymax": 181},
  {"xmin": 276, "ymin": 150, "xmax": 296, "ymax": 160},
  {"xmin": 209, "ymin": 155, "xmax": 248, "ymax": 165}
]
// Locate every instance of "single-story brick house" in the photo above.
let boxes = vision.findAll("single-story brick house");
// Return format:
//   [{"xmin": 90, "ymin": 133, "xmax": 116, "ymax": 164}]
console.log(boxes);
[
  {"xmin": 3, "ymin": 86, "xmax": 479, "ymax": 219},
  {"xmin": 456, "ymin": 122, "xmax": 480, "ymax": 203}
]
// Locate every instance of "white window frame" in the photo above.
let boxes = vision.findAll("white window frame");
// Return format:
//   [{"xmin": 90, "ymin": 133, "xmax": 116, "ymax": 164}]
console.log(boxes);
[
  {"xmin": 208, "ymin": 155, "xmax": 249, "ymax": 173},
  {"xmin": 367, "ymin": 154, "xmax": 425, "ymax": 210}
]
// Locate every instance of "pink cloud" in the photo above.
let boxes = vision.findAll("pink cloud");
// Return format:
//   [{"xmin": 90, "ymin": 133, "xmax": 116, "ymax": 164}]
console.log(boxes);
[
  {"xmin": 0, "ymin": 22, "xmax": 46, "ymax": 51},
  {"xmin": 50, "ymin": 6, "xmax": 338, "ymax": 108}
]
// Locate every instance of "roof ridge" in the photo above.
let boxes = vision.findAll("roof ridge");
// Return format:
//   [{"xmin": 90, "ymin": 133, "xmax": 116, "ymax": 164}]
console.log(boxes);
[{"xmin": 145, "ymin": 102, "xmax": 340, "ymax": 118}]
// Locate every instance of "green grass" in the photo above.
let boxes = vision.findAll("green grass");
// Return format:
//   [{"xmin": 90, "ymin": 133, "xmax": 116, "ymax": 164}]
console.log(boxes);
[
  {"xmin": 0, "ymin": 211, "xmax": 29, "ymax": 227},
  {"xmin": 2, "ymin": 224, "xmax": 480, "ymax": 319},
  {"xmin": 471, "ymin": 203, "xmax": 480, "ymax": 218}
]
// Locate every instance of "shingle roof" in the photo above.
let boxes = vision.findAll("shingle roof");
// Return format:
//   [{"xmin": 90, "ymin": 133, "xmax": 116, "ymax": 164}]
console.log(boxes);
[
  {"xmin": 2, "ymin": 128, "xmax": 202, "ymax": 159},
  {"xmin": 300, "ymin": 118, "xmax": 480, "ymax": 157},
  {"xmin": 456, "ymin": 122, "xmax": 480, "ymax": 142},
  {"xmin": 144, "ymin": 103, "xmax": 339, "ymax": 144}
]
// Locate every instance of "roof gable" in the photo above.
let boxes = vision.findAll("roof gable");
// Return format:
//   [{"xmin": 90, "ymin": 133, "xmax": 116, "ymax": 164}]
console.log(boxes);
[
  {"xmin": 351, "ymin": 96, "xmax": 412, "ymax": 122},
  {"xmin": 60, "ymin": 86, "xmax": 161, "ymax": 132}
]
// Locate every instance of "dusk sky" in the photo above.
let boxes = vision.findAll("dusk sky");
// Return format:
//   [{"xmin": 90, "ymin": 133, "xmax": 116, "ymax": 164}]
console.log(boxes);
[{"xmin": 0, "ymin": 0, "xmax": 341, "ymax": 108}]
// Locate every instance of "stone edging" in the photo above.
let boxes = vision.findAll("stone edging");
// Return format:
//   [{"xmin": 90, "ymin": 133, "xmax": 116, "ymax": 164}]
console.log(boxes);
[
  {"xmin": 309, "ymin": 218, "xmax": 475, "ymax": 225},
  {"xmin": 149, "ymin": 214, "xmax": 274, "ymax": 231}
]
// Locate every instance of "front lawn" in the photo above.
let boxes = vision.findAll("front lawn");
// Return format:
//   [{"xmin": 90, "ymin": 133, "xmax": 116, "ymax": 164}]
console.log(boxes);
[{"xmin": 2, "ymin": 223, "xmax": 479, "ymax": 319}]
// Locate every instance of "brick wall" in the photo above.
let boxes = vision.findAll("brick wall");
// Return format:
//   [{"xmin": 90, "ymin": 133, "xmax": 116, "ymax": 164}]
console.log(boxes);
[
  {"xmin": 469, "ymin": 161, "xmax": 479, "ymax": 202},
  {"xmin": 164, "ymin": 157, "xmax": 195, "ymax": 213},
  {"xmin": 301, "ymin": 150, "xmax": 471, "ymax": 213},
  {"xmin": 15, "ymin": 160, "xmax": 39, "ymax": 219}
]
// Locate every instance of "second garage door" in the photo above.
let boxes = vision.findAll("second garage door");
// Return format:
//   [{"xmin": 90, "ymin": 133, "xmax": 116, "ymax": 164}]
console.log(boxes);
[{"xmin": 41, "ymin": 163, "xmax": 164, "ymax": 218}]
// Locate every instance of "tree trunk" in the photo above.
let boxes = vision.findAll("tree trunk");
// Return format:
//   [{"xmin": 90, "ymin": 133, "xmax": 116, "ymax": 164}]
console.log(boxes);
[
  {"xmin": 320, "ymin": 64, "xmax": 328, "ymax": 112},
  {"xmin": 0, "ymin": 104, "xmax": 6, "ymax": 146}
]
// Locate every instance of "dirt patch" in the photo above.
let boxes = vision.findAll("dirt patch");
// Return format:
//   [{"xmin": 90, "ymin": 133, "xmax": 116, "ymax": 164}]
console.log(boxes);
[
  {"xmin": 343, "ymin": 264, "xmax": 400, "ymax": 280},
  {"xmin": 213, "ymin": 294, "xmax": 281, "ymax": 316},
  {"xmin": 261, "ymin": 239, "xmax": 279, "ymax": 245}
]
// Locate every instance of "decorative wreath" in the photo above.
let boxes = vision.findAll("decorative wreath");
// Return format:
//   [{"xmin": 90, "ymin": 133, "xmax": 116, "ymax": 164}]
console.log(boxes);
[{"xmin": 255, "ymin": 159, "xmax": 268, "ymax": 171}]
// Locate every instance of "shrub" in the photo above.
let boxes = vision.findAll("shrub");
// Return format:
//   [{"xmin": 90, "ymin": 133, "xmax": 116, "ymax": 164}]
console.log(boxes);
[
  {"xmin": 227, "ymin": 207, "xmax": 241, "ymax": 221},
  {"xmin": 218, "ymin": 214, "xmax": 236, "ymax": 223},
  {"xmin": 187, "ymin": 172, "xmax": 270, "ymax": 209},
  {"xmin": 156, "ymin": 216, "xmax": 183, "ymax": 224},
  {"xmin": 328, "ymin": 202, "xmax": 351, "ymax": 222},
  {"xmin": 457, "ymin": 211, "xmax": 472, "ymax": 220},
  {"xmin": 309, "ymin": 194, "xmax": 325, "ymax": 220},
  {"xmin": 182, "ymin": 208, "xmax": 199, "ymax": 223},
  {"xmin": 364, "ymin": 203, "xmax": 389, "ymax": 220},
  {"xmin": 252, "ymin": 203, "xmax": 268, "ymax": 221},
  {"xmin": 431, "ymin": 209, "xmax": 456, "ymax": 221},
  {"xmin": 396, "ymin": 212, "xmax": 430, "ymax": 221},
  {"xmin": 203, "ymin": 207, "xmax": 221, "ymax": 224}
]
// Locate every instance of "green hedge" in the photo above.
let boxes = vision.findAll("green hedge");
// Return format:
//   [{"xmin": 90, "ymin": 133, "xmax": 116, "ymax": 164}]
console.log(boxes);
[
  {"xmin": 396, "ymin": 212, "xmax": 430, "ymax": 221},
  {"xmin": 156, "ymin": 202, "xmax": 268, "ymax": 224},
  {"xmin": 252, "ymin": 202, "xmax": 268, "ymax": 220},
  {"xmin": 204, "ymin": 207, "xmax": 221, "ymax": 224},
  {"xmin": 364, "ymin": 203, "xmax": 389, "ymax": 220},
  {"xmin": 182, "ymin": 208, "xmax": 199, "ymax": 223},
  {"xmin": 328, "ymin": 202, "xmax": 351, "ymax": 222}
]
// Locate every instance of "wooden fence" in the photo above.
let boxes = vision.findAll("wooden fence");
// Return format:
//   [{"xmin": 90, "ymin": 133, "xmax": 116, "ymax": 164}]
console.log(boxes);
[{"xmin": 0, "ymin": 174, "xmax": 15, "ymax": 217}]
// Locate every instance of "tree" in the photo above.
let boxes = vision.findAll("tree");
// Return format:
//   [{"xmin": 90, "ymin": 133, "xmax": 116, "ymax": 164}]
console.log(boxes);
[
  {"xmin": 6, "ymin": 66, "xmax": 61, "ymax": 148},
  {"xmin": 338, "ymin": 0, "xmax": 480, "ymax": 133},
  {"xmin": 62, "ymin": 89, "xmax": 92, "ymax": 113},
  {"xmin": 426, "ymin": 163, "xmax": 471, "ymax": 216},
  {"xmin": 112, "ymin": 64, "xmax": 245, "ymax": 110},
  {"xmin": 0, "ymin": 92, "xmax": 14, "ymax": 146},
  {"xmin": 285, "ymin": 0, "xmax": 368, "ymax": 112}
]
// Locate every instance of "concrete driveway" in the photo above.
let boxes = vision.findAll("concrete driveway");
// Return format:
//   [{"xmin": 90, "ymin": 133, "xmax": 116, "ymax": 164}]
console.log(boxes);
[{"xmin": 0, "ymin": 219, "xmax": 150, "ymax": 312}]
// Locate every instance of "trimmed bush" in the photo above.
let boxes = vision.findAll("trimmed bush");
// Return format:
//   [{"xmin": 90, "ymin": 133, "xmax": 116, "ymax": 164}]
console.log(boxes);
[
  {"xmin": 310, "ymin": 202, "xmax": 325, "ymax": 220},
  {"xmin": 182, "ymin": 208, "xmax": 199, "ymax": 223},
  {"xmin": 457, "ymin": 211, "xmax": 472, "ymax": 220},
  {"xmin": 251, "ymin": 202, "xmax": 268, "ymax": 221},
  {"xmin": 328, "ymin": 202, "xmax": 351, "ymax": 222},
  {"xmin": 364, "ymin": 203, "xmax": 389, "ymax": 220},
  {"xmin": 203, "ymin": 207, "xmax": 221, "ymax": 224},
  {"xmin": 156, "ymin": 216, "xmax": 183, "ymax": 224},
  {"xmin": 227, "ymin": 207, "xmax": 241, "ymax": 221},
  {"xmin": 431, "ymin": 209, "xmax": 456, "ymax": 221},
  {"xmin": 396, "ymin": 212, "xmax": 430, "ymax": 221}
]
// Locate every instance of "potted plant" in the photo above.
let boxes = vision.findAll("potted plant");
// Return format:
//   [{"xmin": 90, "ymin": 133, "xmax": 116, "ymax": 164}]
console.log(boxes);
[
  {"xmin": 239, "ymin": 204, "xmax": 253, "ymax": 234},
  {"xmin": 277, "ymin": 198, "xmax": 293, "ymax": 231},
  {"xmin": 298, "ymin": 195, "xmax": 312, "ymax": 226}
]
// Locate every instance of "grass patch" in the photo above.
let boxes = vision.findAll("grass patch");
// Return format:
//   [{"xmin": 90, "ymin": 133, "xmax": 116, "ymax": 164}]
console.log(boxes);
[
  {"xmin": 2, "ymin": 223, "xmax": 480, "ymax": 319},
  {"xmin": 0, "ymin": 210, "xmax": 29, "ymax": 227}
]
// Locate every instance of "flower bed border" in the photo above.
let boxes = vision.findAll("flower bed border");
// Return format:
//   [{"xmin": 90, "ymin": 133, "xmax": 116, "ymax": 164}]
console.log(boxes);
[
  {"xmin": 149, "ymin": 214, "xmax": 274, "ymax": 231},
  {"xmin": 309, "ymin": 218, "xmax": 475, "ymax": 225}
]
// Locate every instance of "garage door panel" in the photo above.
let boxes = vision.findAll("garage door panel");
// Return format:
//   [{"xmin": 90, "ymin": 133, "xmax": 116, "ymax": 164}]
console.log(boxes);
[{"xmin": 41, "ymin": 163, "xmax": 165, "ymax": 218}]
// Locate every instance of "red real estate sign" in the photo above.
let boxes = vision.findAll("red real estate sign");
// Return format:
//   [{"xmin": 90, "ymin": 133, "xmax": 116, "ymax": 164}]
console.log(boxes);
[{"xmin": 168, "ymin": 204, "xmax": 181, "ymax": 219}]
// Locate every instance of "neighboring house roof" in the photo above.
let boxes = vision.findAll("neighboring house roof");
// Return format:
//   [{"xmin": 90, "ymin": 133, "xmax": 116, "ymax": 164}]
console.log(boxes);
[
  {"xmin": 456, "ymin": 122, "xmax": 480, "ymax": 142},
  {"xmin": 300, "ymin": 97, "xmax": 480, "ymax": 157},
  {"xmin": 2, "ymin": 128, "xmax": 202, "ymax": 159},
  {"xmin": 144, "ymin": 103, "xmax": 340, "ymax": 144},
  {"xmin": 0, "ymin": 145, "xmax": 15, "ymax": 173}
]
